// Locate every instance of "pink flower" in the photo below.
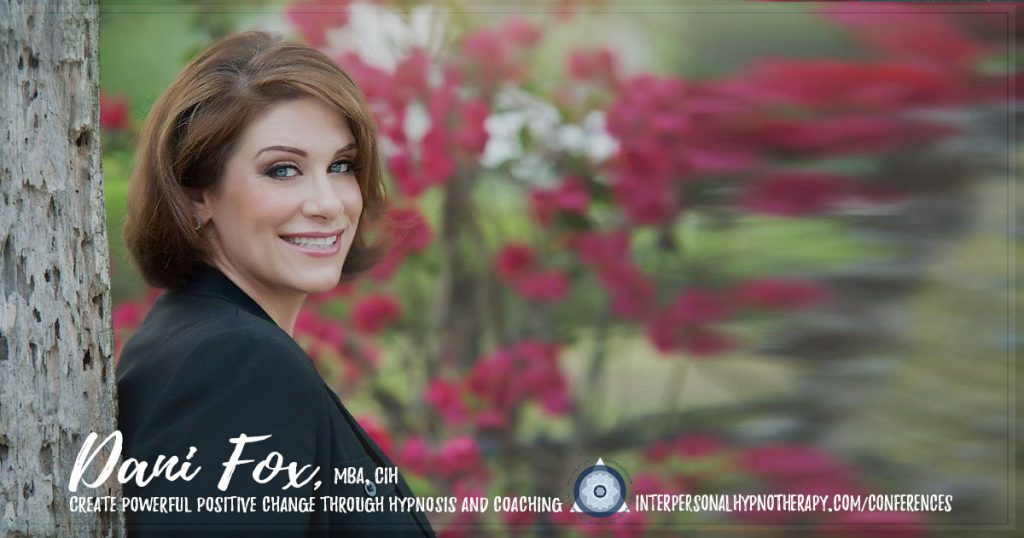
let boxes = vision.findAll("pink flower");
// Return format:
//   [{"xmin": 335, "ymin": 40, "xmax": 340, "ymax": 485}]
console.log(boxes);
[
  {"xmin": 99, "ymin": 92, "xmax": 129, "ymax": 132},
  {"xmin": 455, "ymin": 99, "xmax": 490, "ymax": 155},
  {"xmin": 468, "ymin": 350, "xmax": 518, "ymax": 409},
  {"xmin": 460, "ymin": 28, "xmax": 510, "ymax": 90},
  {"xmin": 393, "ymin": 48, "xmax": 431, "ymax": 100},
  {"xmin": 744, "ymin": 115, "xmax": 953, "ymax": 157},
  {"xmin": 294, "ymin": 308, "xmax": 345, "ymax": 349},
  {"xmin": 567, "ymin": 47, "xmax": 618, "ymax": 85},
  {"xmin": 514, "ymin": 270, "xmax": 570, "ymax": 303},
  {"xmin": 435, "ymin": 436, "xmax": 482, "ymax": 478},
  {"xmin": 667, "ymin": 289, "xmax": 729, "ymax": 326},
  {"xmin": 822, "ymin": 6, "xmax": 990, "ymax": 67},
  {"xmin": 389, "ymin": 206, "xmax": 433, "ymax": 252},
  {"xmin": 740, "ymin": 172, "xmax": 850, "ymax": 216},
  {"xmin": 732, "ymin": 278, "xmax": 828, "ymax": 310},
  {"xmin": 284, "ymin": 0, "xmax": 351, "ymax": 48},
  {"xmin": 501, "ymin": 16, "xmax": 542, "ymax": 48},
  {"xmin": 494, "ymin": 243, "xmax": 537, "ymax": 281},
  {"xmin": 647, "ymin": 298, "xmax": 734, "ymax": 358},
  {"xmin": 596, "ymin": 263, "xmax": 656, "ymax": 321},
  {"xmin": 528, "ymin": 178, "xmax": 590, "ymax": 226},
  {"xmin": 350, "ymin": 294, "xmax": 401, "ymax": 334},
  {"xmin": 539, "ymin": 388, "xmax": 572, "ymax": 415},
  {"xmin": 572, "ymin": 230, "xmax": 630, "ymax": 266},
  {"xmin": 398, "ymin": 436, "xmax": 431, "ymax": 476},
  {"xmin": 426, "ymin": 379, "xmax": 470, "ymax": 426},
  {"xmin": 475, "ymin": 409, "xmax": 509, "ymax": 430},
  {"xmin": 726, "ymin": 59, "xmax": 971, "ymax": 112},
  {"xmin": 421, "ymin": 128, "xmax": 457, "ymax": 186},
  {"xmin": 610, "ymin": 174, "xmax": 678, "ymax": 226}
]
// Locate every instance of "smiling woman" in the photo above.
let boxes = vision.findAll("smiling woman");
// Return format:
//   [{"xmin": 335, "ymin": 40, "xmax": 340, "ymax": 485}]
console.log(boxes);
[
  {"xmin": 117, "ymin": 31, "xmax": 435, "ymax": 536},
  {"xmin": 192, "ymin": 97, "xmax": 363, "ymax": 333}
]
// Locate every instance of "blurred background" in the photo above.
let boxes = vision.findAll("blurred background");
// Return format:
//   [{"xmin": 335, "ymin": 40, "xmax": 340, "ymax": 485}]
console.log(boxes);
[{"xmin": 99, "ymin": 0, "xmax": 1018, "ymax": 535}]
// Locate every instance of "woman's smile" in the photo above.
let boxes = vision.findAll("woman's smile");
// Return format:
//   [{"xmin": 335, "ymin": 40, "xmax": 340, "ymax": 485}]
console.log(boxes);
[{"xmin": 280, "ymin": 229, "xmax": 346, "ymax": 257}]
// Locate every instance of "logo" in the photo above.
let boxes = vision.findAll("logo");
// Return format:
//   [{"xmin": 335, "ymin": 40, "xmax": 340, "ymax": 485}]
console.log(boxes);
[{"xmin": 566, "ymin": 457, "xmax": 631, "ymax": 523}]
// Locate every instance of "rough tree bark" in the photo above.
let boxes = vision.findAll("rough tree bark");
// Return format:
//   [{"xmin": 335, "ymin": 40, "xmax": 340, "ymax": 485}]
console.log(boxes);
[{"xmin": 0, "ymin": 0, "xmax": 122, "ymax": 536}]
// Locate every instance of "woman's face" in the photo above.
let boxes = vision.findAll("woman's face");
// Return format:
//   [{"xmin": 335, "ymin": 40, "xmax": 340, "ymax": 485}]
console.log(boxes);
[{"xmin": 196, "ymin": 96, "xmax": 363, "ymax": 300}]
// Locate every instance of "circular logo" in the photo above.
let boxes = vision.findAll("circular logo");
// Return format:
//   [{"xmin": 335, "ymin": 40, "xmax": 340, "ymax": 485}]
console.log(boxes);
[{"xmin": 572, "ymin": 461, "xmax": 627, "ymax": 517}]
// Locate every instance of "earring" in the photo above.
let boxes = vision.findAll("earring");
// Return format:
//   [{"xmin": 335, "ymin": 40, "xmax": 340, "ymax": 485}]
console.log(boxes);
[{"xmin": 195, "ymin": 216, "xmax": 204, "ymax": 231}]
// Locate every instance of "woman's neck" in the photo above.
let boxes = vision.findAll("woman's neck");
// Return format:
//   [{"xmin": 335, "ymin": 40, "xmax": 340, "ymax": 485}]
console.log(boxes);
[{"xmin": 210, "ymin": 258, "xmax": 306, "ymax": 337}]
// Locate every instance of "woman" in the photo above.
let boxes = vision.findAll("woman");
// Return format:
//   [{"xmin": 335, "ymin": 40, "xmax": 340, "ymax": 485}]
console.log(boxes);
[{"xmin": 117, "ymin": 31, "xmax": 435, "ymax": 536}]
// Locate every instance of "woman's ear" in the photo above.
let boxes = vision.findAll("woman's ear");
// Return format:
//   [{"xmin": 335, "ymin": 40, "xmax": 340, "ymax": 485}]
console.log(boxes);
[{"xmin": 185, "ymin": 187, "xmax": 211, "ymax": 227}]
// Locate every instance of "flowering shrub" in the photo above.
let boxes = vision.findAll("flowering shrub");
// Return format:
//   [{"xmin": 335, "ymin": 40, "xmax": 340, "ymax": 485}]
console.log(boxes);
[{"xmin": 107, "ymin": 2, "xmax": 1010, "ymax": 534}]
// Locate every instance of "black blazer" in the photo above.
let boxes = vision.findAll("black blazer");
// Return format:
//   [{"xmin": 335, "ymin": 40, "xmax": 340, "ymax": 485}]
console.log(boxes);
[{"xmin": 116, "ymin": 264, "xmax": 435, "ymax": 536}]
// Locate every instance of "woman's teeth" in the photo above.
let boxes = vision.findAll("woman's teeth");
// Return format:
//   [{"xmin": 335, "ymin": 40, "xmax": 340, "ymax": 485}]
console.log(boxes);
[{"xmin": 284, "ymin": 235, "xmax": 338, "ymax": 249}]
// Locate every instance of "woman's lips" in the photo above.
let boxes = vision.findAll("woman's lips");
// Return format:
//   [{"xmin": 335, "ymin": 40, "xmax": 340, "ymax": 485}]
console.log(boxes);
[{"xmin": 279, "ymin": 229, "xmax": 344, "ymax": 257}]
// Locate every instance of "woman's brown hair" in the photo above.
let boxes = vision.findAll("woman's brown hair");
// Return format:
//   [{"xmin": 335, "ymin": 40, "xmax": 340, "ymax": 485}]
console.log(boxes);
[{"xmin": 124, "ymin": 30, "xmax": 386, "ymax": 291}]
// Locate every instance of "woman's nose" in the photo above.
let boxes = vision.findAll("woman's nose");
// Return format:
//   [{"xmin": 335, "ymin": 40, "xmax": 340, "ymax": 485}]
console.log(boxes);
[{"xmin": 301, "ymin": 171, "xmax": 343, "ymax": 220}]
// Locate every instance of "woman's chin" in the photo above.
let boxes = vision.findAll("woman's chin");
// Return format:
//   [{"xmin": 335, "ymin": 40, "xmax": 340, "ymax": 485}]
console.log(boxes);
[{"xmin": 291, "ymin": 268, "xmax": 344, "ymax": 295}]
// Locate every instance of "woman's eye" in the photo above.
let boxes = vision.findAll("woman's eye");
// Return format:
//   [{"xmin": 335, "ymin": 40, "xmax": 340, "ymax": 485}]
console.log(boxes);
[
  {"xmin": 265, "ymin": 164, "xmax": 299, "ymax": 179},
  {"xmin": 329, "ymin": 160, "xmax": 355, "ymax": 174}
]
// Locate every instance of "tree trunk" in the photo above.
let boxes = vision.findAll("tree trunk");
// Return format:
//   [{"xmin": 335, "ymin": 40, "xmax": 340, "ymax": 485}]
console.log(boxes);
[{"xmin": 0, "ymin": 1, "xmax": 122, "ymax": 536}]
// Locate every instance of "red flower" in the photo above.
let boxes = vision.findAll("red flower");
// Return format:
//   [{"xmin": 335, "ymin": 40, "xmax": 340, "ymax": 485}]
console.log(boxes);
[
  {"xmin": 475, "ymin": 409, "xmax": 509, "ymax": 430},
  {"xmin": 572, "ymin": 230, "xmax": 630, "ymax": 266},
  {"xmin": 494, "ymin": 243, "xmax": 537, "ymax": 281},
  {"xmin": 567, "ymin": 47, "xmax": 618, "ymax": 85},
  {"xmin": 294, "ymin": 308, "xmax": 346, "ymax": 349},
  {"xmin": 822, "ymin": 6, "xmax": 991, "ymax": 67},
  {"xmin": 610, "ymin": 174, "xmax": 678, "ymax": 226},
  {"xmin": 740, "ymin": 172, "xmax": 851, "ymax": 216},
  {"xmin": 500, "ymin": 16, "xmax": 542, "ymax": 48},
  {"xmin": 426, "ymin": 379, "xmax": 470, "ymax": 426},
  {"xmin": 733, "ymin": 278, "xmax": 828, "ymax": 310},
  {"xmin": 435, "ymin": 436, "xmax": 482, "ymax": 478},
  {"xmin": 528, "ymin": 178, "xmax": 590, "ymax": 226},
  {"xmin": 351, "ymin": 294, "xmax": 401, "ymax": 334},
  {"xmin": 646, "ymin": 291, "xmax": 733, "ymax": 357},
  {"xmin": 284, "ymin": 0, "xmax": 351, "ymax": 48},
  {"xmin": 460, "ymin": 28, "xmax": 512, "ymax": 90},
  {"xmin": 667, "ymin": 289, "xmax": 729, "ymax": 326},
  {"xmin": 725, "ymin": 59, "xmax": 971, "ymax": 112},
  {"xmin": 596, "ymin": 263, "xmax": 656, "ymax": 320},
  {"xmin": 99, "ymin": 92, "xmax": 129, "ymax": 132},
  {"xmin": 393, "ymin": 48, "xmax": 431, "ymax": 100},
  {"xmin": 743, "ymin": 115, "xmax": 953, "ymax": 157},
  {"xmin": 455, "ymin": 99, "xmax": 490, "ymax": 155},
  {"xmin": 397, "ymin": 436, "xmax": 431, "ymax": 476},
  {"xmin": 514, "ymin": 270, "xmax": 570, "ymax": 303},
  {"xmin": 389, "ymin": 206, "xmax": 433, "ymax": 252}
]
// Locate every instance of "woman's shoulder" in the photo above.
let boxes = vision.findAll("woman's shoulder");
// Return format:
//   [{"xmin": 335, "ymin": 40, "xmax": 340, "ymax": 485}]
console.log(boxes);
[{"xmin": 117, "ymin": 290, "xmax": 321, "ymax": 400}]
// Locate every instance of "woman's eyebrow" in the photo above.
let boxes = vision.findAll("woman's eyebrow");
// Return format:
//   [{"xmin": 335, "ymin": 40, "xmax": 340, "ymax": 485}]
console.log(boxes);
[{"xmin": 255, "ymin": 143, "xmax": 357, "ymax": 158}]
